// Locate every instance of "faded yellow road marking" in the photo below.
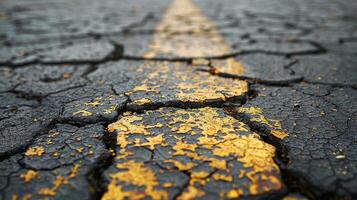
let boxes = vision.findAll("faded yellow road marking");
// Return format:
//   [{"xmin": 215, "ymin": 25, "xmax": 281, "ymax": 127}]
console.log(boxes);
[
  {"xmin": 104, "ymin": 0, "xmax": 287, "ymax": 199},
  {"xmin": 104, "ymin": 108, "xmax": 283, "ymax": 199},
  {"xmin": 144, "ymin": 0, "xmax": 245, "ymax": 76},
  {"xmin": 145, "ymin": 0, "xmax": 230, "ymax": 58}
]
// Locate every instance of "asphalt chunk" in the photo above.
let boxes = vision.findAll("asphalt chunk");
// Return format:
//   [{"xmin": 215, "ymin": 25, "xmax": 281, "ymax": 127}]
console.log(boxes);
[
  {"xmin": 120, "ymin": 61, "xmax": 248, "ymax": 111},
  {"xmin": 1, "ymin": 124, "xmax": 109, "ymax": 200},
  {"xmin": 0, "ymin": 94, "xmax": 59, "ymax": 157},
  {"xmin": 12, "ymin": 64, "xmax": 89, "ymax": 97},
  {"xmin": 39, "ymin": 40, "xmax": 116, "ymax": 64},
  {"xmin": 0, "ymin": 42, "xmax": 64, "ymax": 66},
  {"xmin": 235, "ymin": 85, "xmax": 357, "ymax": 198},
  {"xmin": 103, "ymin": 107, "xmax": 284, "ymax": 199},
  {"xmin": 207, "ymin": 54, "xmax": 302, "ymax": 84},
  {"xmin": 22, "ymin": 124, "xmax": 109, "ymax": 170},
  {"xmin": 291, "ymin": 54, "xmax": 357, "ymax": 87},
  {"xmin": 42, "ymin": 85, "xmax": 128, "ymax": 125}
]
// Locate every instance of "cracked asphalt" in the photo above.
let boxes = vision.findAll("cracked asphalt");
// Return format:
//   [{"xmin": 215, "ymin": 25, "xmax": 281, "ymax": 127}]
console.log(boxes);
[{"xmin": 0, "ymin": 0, "xmax": 356, "ymax": 199}]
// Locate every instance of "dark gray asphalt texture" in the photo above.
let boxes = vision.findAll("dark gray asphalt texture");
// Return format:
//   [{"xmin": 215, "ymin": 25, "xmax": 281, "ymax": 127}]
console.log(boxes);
[{"xmin": 0, "ymin": 0, "xmax": 357, "ymax": 200}]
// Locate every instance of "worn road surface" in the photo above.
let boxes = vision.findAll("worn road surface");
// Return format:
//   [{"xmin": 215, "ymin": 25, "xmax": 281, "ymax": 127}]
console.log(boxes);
[{"xmin": 1, "ymin": 0, "xmax": 357, "ymax": 200}]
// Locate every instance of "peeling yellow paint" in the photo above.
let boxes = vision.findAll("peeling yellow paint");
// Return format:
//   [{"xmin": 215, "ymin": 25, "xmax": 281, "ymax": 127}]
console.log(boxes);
[
  {"xmin": 132, "ymin": 98, "xmax": 152, "ymax": 105},
  {"xmin": 177, "ymin": 186, "xmax": 205, "ymax": 200},
  {"xmin": 25, "ymin": 146, "xmax": 44, "ymax": 156},
  {"xmin": 163, "ymin": 183, "xmax": 173, "ymax": 188},
  {"xmin": 102, "ymin": 161, "xmax": 167, "ymax": 200},
  {"xmin": 175, "ymin": 76, "xmax": 248, "ymax": 102},
  {"xmin": 165, "ymin": 160, "xmax": 196, "ymax": 171},
  {"xmin": 226, "ymin": 188, "xmax": 244, "ymax": 199},
  {"xmin": 20, "ymin": 170, "xmax": 39, "ymax": 183},
  {"xmin": 38, "ymin": 176, "xmax": 68, "ymax": 196},
  {"xmin": 126, "ymin": 61, "xmax": 248, "ymax": 107},
  {"xmin": 129, "ymin": 84, "xmax": 160, "ymax": 94},
  {"xmin": 211, "ymin": 58, "xmax": 247, "ymax": 75},
  {"xmin": 38, "ymin": 164, "xmax": 81, "ymax": 197},
  {"xmin": 212, "ymin": 173, "xmax": 233, "ymax": 182},
  {"xmin": 84, "ymin": 98, "xmax": 102, "ymax": 107},
  {"xmin": 103, "ymin": 105, "xmax": 118, "ymax": 114},
  {"xmin": 134, "ymin": 134, "xmax": 166, "ymax": 150},
  {"xmin": 105, "ymin": 108, "xmax": 283, "ymax": 198},
  {"xmin": 73, "ymin": 110, "xmax": 93, "ymax": 117}
]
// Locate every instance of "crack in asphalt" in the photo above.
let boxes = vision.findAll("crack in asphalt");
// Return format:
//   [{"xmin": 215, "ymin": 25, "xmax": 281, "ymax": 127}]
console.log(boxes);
[{"xmin": 1, "ymin": 0, "xmax": 356, "ymax": 199}]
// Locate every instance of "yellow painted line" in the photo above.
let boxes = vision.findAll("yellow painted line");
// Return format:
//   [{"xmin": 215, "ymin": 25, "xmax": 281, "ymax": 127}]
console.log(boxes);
[
  {"xmin": 144, "ymin": 0, "xmax": 246, "ymax": 75},
  {"xmin": 104, "ymin": 108, "xmax": 283, "ymax": 199},
  {"xmin": 102, "ymin": 1, "xmax": 288, "ymax": 199}
]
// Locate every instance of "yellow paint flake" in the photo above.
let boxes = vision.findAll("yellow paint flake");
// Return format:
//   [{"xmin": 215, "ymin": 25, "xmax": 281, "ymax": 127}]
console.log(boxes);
[
  {"xmin": 102, "ymin": 161, "xmax": 167, "ymax": 200},
  {"xmin": 132, "ymin": 98, "xmax": 152, "ymax": 105},
  {"xmin": 226, "ymin": 189, "xmax": 243, "ymax": 199},
  {"xmin": 73, "ymin": 110, "xmax": 93, "ymax": 117},
  {"xmin": 191, "ymin": 171, "xmax": 210, "ymax": 179},
  {"xmin": 282, "ymin": 195, "xmax": 308, "ymax": 200},
  {"xmin": 102, "ymin": 184, "xmax": 144, "ymax": 200},
  {"xmin": 116, "ymin": 134, "xmax": 129, "ymax": 149},
  {"xmin": 108, "ymin": 115, "xmax": 150, "ymax": 135},
  {"xmin": 134, "ymin": 134, "xmax": 166, "ymax": 150},
  {"xmin": 177, "ymin": 186, "xmax": 205, "ymax": 200},
  {"xmin": 172, "ymin": 141, "xmax": 197, "ymax": 155},
  {"xmin": 84, "ymin": 98, "xmax": 102, "ymax": 107},
  {"xmin": 129, "ymin": 84, "xmax": 159, "ymax": 94},
  {"xmin": 165, "ymin": 160, "xmax": 196, "ymax": 171},
  {"xmin": 189, "ymin": 171, "xmax": 210, "ymax": 186},
  {"xmin": 20, "ymin": 170, "xmax": 39, "ymax": 183},
  {"xmin": 76, "ymin": 147, "xmax": 84, "ymax": 153},
  {"xmin": 38, "ymin": 176, "xmax": 68, "ymax": 196},
  {"xmin": 226, "ymin": 58, "xmax": 246, "ymax": 75},
  {"xmin": 52, "ymin": 152, "xmax": 60, "ymax": 157},
  {"xmin": 16, "ymin": 194, "xmax": 32, "ymax": 200},
  {"xmin": 113, "ymin": 161, "xmax": 157, "ymax": 187},
  {"xmin": 163, "ymin": 183, "xmax": 173, "ymax": 188},
  {"xmin": 25, "ymin": 146, "xmax": 45, "ymax": 156},
  {"xmin": 37, "ymin": 164, "xmax": 80, "ymax": 197},
  {"xmin": 103, "ymin": 105, "xmax": 118, "ymax": 114},
  {"xmin": 211, "ymin": 58, "xmax": 246, "ymax": 75},
  {"xmin": 208, "ymin": 159, "xmax": 228, "ymax": 170},
  {"xmin": 212, "ymin": 173, "xmax": 233, "ymax": 182},
  {"xmin": 271, "ymin": 130, "xmax": 289, "ymax": 140},
  {"xmin": 68, "ymin": 164, "xmax": 81, "ymax": 179},
  {"xmin": 116, "ymin": 149, "xmax": 133, "ymax": 159}
]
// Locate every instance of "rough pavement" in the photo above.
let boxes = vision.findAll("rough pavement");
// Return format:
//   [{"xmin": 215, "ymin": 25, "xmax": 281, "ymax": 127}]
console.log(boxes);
[{"xmin": 0, "ymin": 0, "xmax": 357, "ymax": 200}]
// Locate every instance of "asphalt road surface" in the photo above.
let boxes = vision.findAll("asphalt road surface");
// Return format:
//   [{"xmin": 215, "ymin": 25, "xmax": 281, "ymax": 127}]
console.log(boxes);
[{"xmin": 0, "ymin": 0, "xmax": 357, "ymax": 200}]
